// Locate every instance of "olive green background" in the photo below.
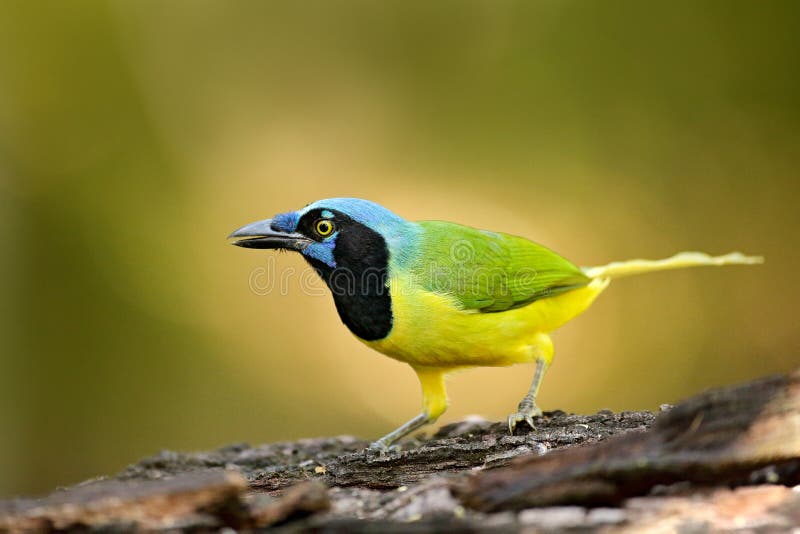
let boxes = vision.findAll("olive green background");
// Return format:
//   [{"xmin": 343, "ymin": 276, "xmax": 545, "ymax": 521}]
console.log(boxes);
[{"xmin": 2, "ymin": 1, "xmax": 798, "ymax": 497}]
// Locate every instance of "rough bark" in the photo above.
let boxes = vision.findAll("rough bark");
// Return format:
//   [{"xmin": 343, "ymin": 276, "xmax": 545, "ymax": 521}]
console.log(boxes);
[
  {"xmin": 461, "ymin": 371, "xmax": 800, "ymax": 511},
  {"xmin": 2, "ymin": 371, "xmax": 799, "ymax": 533}
]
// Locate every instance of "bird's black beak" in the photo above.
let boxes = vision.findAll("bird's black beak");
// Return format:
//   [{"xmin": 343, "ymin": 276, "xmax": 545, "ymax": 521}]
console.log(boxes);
[{"xmin": 227, "ymin": 219, "xmax": 311, "ymax": 250}]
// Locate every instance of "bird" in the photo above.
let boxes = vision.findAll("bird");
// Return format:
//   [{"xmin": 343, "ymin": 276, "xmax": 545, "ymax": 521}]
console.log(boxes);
[{"xmin": 228, "ymin": 198, "xmax": 762, "ymax": 451}]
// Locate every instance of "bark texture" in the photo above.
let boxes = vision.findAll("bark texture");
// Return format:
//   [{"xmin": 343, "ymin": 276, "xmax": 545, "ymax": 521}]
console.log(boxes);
[{"xmin": 2, "ymin": 371, "xmax": 799, "ymax": 533}]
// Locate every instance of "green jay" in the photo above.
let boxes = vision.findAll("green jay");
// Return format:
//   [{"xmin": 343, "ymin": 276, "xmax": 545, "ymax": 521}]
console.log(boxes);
[{"xmin": 229, "ymin": 198, "xmax": 761, "ymax": 450}]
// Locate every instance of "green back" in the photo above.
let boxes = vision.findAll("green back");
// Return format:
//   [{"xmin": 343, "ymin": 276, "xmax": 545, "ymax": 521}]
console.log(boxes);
[{"xmin": 409, "ymin": 221, "xmax": 589, "ymax": 312}]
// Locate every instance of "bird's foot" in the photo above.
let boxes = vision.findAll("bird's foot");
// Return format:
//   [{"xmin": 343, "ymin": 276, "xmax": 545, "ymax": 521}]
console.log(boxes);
[
  {"xmin": 365, "ymin": 440, "xmax": 401, "ymax": 456},
  {"xmin": 507, "ymin": 406, "xmax": 542, "ymax": 434}
]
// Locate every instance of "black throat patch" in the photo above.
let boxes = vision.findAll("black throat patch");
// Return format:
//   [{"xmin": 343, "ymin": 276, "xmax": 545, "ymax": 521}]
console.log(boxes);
[{"xmin": 300, "ymin": 211, "xmax": 393, "ymax": 341}]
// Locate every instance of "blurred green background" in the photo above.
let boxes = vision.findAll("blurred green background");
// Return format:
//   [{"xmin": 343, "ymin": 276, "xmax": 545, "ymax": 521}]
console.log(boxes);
[{"xmin": 1, "ymin": 0, "xmax": 798, "ymax": 498}]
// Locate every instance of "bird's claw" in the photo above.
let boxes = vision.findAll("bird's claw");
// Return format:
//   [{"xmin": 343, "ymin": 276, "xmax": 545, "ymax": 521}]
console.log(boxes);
[
  {"xmin": 367, "ymin": 441, "xmax": 387, "ymax": 453},
  {"xmin": 366, "ymin": 441, "xmax": 401, "ymax": 456},
  {"xmin": 507, "ymin": 408, "xmax": 542, "ymax": 434}
]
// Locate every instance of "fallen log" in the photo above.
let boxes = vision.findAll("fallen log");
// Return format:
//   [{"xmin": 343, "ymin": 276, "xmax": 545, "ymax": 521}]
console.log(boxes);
[
  {"xmin": 461, "ymin": 371, "xmax": 800, "ymax": 511},
  {"xmin": 2, "ymin": 370, "xmax": 798, "ymax": 532}
]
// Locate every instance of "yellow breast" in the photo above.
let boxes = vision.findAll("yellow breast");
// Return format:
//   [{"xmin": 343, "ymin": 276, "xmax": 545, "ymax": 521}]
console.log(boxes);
[{"xmin": 364, "ymin": 276, "xmax": 609, "ymax": 369}]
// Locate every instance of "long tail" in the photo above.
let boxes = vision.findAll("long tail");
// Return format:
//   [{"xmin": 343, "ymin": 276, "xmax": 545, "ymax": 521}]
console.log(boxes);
[{"xmin": 582, "ymin": 251, "xmax": 763, "ymax": 280}]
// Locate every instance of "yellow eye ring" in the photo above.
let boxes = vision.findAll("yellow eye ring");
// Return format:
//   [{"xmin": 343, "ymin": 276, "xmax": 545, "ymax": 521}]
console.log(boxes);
[{"xmin": 315, "ymin": 219, "xmax": 334, "ymax": 237}]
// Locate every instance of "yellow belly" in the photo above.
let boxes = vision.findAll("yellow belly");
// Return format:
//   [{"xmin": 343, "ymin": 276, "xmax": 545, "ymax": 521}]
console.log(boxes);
[{"xmin": 364, "ymin": 277, "xmax": 609, "ymax": 369}]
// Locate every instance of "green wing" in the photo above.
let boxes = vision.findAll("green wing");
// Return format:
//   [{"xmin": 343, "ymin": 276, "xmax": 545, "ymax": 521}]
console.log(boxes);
[{"xmin": 411, "ymin": 221, "xmax": 590, "ymax": 312}]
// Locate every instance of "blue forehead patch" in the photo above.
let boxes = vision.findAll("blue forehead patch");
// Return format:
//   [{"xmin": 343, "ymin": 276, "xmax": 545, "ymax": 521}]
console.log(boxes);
[{"xmin": 271, "ymin": 211, "xmax": 299, "ymax": 232}]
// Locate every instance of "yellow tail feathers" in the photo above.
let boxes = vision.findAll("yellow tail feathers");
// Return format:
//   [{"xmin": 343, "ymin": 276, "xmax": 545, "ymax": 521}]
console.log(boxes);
[{"xmin": 582, "ymin": 251, "xmax": 763, "ymax": 280}]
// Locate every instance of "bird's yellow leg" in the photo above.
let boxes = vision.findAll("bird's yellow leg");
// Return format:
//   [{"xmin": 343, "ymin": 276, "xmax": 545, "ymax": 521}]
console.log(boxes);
[
  {"xmin": 369, "ymin": 367, "xmax": 448, "ymax": 451},
  {"xmin": 508, "ymin": 358, "xmax": 548, "ymax": 433},
  {"xmin": 508, "ymin": 333, "xmax": 553, "ymax": 434}
]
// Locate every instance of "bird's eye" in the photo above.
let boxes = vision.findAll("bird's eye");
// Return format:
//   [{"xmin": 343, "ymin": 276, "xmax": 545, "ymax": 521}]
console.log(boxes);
[{"xmin": 315, "ymin": 219, "xmax": 335, "ymax": 237}]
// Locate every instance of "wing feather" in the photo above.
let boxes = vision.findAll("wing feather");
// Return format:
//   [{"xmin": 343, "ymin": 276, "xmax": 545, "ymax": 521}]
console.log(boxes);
[{"xmin": 411, "ymin": 221, "xmax": 589, "ymax": 312}]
